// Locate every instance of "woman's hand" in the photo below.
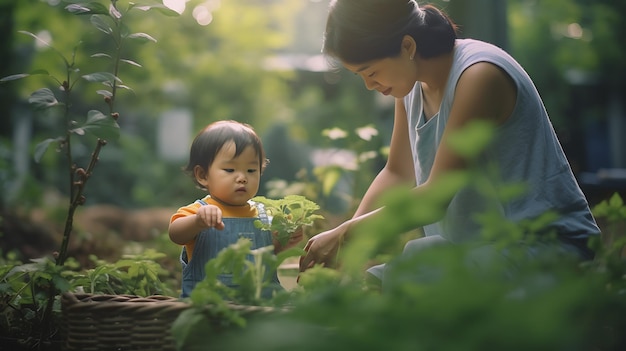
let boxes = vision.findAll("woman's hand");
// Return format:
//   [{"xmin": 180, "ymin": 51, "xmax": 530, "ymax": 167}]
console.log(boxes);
[{"xmin": 299, "ymin": 223, "xmax": 348, "ymax": 272}]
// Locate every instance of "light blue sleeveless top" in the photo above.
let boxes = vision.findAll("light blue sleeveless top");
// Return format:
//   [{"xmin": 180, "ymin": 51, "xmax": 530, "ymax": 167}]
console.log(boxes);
[
  {"xmin": 404, "ymin": 39, "xmax": 599, "ymax": 246},
  {"xmin": 180, "ymin": 200, "xmax": 281, "ymax": 298}
]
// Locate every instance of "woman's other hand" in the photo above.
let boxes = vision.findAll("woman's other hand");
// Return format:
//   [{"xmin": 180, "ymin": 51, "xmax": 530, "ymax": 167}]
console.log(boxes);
[{"xmin": 299, "ymin": 223, "xmax": 347, "ymax": 272}]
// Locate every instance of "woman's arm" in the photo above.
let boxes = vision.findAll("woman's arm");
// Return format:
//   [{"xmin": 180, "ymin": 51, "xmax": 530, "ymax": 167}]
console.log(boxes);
[
  {"xmin": 353, "ymin": 98, "xmax": 416, "ymax": 217},
  {"xmin": 300, "ymin": 98, "xmax": 415, "ymax": 270}
]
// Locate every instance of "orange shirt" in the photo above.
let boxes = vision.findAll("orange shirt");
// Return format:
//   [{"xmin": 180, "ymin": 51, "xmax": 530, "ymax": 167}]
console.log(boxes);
[{"xmin": 170, "ymin": 195, "xmax": 258, "ymax": 260}]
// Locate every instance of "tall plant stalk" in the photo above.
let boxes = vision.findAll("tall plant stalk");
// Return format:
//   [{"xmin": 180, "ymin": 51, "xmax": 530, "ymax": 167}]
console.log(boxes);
[{"xmin": 1, "ymin": 1, "xmax": 178, "ymax": 348}]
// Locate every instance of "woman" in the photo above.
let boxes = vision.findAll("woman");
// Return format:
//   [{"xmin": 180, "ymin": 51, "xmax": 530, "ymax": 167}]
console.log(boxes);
[{"xmin": 299, "ymin": 0, "xmax": 599, "ymax": 283}]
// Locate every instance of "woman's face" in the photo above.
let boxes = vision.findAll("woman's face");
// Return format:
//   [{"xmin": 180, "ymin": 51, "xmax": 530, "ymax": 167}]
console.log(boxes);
[{"xmin": 343, "ymin": 55, "xmax": 417, "ymax": 98}]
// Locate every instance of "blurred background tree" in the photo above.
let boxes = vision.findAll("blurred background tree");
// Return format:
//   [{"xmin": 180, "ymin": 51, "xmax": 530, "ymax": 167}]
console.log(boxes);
[{"xmin": 0, "ymin": 0, "xmax": 625, "ymax": 262}]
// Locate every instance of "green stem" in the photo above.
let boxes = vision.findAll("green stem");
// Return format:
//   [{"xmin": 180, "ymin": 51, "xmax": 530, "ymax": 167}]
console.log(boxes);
[
  {"xmin": 255, "ymin": 251, "xmax": 263, "ymax": 301},
  {"xmin": 37, "ymin": 58, "xmax": 76, "ymax": 350},
  {"xmin": 109, "ymin": 3, "xmax": 123, "ymax": 114},
  {"xmin": 56, "ymin": 139, "xmax": 106, "ymax": 267}
]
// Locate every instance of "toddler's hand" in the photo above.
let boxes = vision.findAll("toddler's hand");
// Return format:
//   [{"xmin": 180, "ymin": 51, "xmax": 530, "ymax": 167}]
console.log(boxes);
[{"xmin": 195, "ymin": 204, "xmax": 225, "ymax": 230}]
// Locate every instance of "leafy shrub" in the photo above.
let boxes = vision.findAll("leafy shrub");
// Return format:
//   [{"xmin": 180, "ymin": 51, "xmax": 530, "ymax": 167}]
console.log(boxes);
[{"xmin": 204, "ymin": 192, "xmax": 626, "ymax": 351}]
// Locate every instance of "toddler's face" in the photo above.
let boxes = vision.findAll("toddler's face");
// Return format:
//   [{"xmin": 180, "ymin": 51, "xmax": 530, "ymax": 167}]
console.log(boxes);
[{"xmin": 197, "ymin": 141, "xmax": 261, "ymax": 206}]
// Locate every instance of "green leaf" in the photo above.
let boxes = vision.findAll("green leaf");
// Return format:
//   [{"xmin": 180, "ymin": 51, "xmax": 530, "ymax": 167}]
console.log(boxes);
[
  {"xmin": 18, "ymin": 31, "xmax": 70, "ymax": 67},
  {"xmin": 65, "ymin": 2, "xmax": 109, "ymax": 15},
  {"xmin": 146, "ymin": 269, "xmax": 157, "ymax": 281},
  {"xmin": 321, "ymin": 167, "xmax": 341, "ymax": 196},
  {"xmin": 116, "ymin": 84, "xmax": 133, "ymax": 91},
  {"xmin": 608, "ymin": 193, "xmax": 623, "ymax": 207},
  {"xmin": 0, "ymin": 264, "xmax": 17, "ymax": 280},
  {"xmin": 82, "ymin": 72, "xmax": 121, "ymax": 84},
  {"xmin": 52, "ymin": 274, "xmax": 71, "ymax": 292},
  {"xmin": 18, "ymin": 30, "xmax": 52, "ymax": 49},
  {"xmin": 120, "ymin": 59, "xmax": 142, "ymax": 67},
  {"xmin": 6, "ymin": 262, "xmax": 45, "ymax": 277},
  {"xmin": 252, "ymin": 195, "xmax": 323, "ymax": 245},
  {"xmin": 446, "ymin": 120, "xmax": 495, "ymax": 160},
  {"xmin": 28, "ymin": 88, "xmax": 59, "ymax": 109},
  {"xmin": 1, "ymin": 73, "xmax": 30, "ymax": 82},
  {"xmin": 90, "ymin": 14, "xmax": 113, "ymax": 35},
  {"xmin": 119, "ymin": 22, "xmax": 131, "ymax": 38},
  {"xmin": 127, "ymin": 32, "xmax": 157, "ymax": 43},
  {"xmin": 96, "ymin": 89, "xmax": 112, "ymax": 98},
  {"xmin": 34, "ymin": 138, "xmax": 60, "ymax": 163},
  {"xmin": 71, "ymin": 110, "xmax": 120, "ymax": 141},
  {"xmin": 91, "ymin": 53, "xmax": 112, "ymax": 59},
  {"xmin": 109, "ymin": 2, "xmax": 122, "ymax": 19},
  {"xmin": 130, "ymin": 3, "xmax": 181, "ymax": 17},
  {"xmin": 171, "ymin": 309, "xmax": 217, "ymax": 351}
]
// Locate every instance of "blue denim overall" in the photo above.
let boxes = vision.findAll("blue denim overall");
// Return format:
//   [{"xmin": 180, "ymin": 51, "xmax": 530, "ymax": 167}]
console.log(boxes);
[{"xmin": 180, "ymin": 201, "xmax": 281, "ymax": 298}]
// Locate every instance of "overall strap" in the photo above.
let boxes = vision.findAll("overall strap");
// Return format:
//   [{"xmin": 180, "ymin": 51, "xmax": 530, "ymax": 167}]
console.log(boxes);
[{"xmin": 196, "ymin": 198, "xmax": 268, "ymax": 225}]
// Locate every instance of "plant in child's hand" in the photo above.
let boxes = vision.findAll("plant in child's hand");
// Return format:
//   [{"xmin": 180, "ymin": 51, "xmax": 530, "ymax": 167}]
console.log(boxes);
[{"xmin": 252, "ymin": 195, "xmax": 324, "ymax": 246}]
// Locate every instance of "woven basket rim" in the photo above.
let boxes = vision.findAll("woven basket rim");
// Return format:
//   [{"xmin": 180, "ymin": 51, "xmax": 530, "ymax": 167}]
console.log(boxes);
[
  {"xmin": 61, "ymin": 292, "xmax": 279, "ymax": 313},
  {"xmin": 62, "ymin": 292, "xmax": 190, "ymax": 316}
]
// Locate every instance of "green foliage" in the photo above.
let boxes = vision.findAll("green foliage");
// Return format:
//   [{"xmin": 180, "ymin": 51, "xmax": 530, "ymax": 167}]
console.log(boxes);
[
  {"xmin": 588, "ymin": 193, "xmax": 626, "ymax": 290},
  {"xmin": 204, "ymin": 189, "xmax": 626, "ymax": 351},
  {"xmin": 269, "ymin": 122, "xmax": 388, "ymax": 218},
  {"xmin": 0, "ymin": 0, "xmax": 179, "ymax": 266},
  {"xmin": 0, "ymin": 248, "xmax": 174, "ymax": 348},
  {"xmin": 252, "ymin": 195, "xmax": 324, "ymax": 245},
  {"xmin": 188, "ymin": 238, "xmax": 301, "ymax": 308},
  {"xmin": 66, "ymin": 249, "xmax": 175, "ymax": 296},
  {"xmin": 446, "ymin": 119, "xmax": 496, "ymax": 160},
  {"xmin": 0, "ymin": 1, "xmax": 179, "ymax": 347},
  {"xmin": 593, "ymin": 192, "xmax": 626, "ymax": 223},
  {"xmin": 171, "ymin": 238, "xmax": 302, "ymax": 350},
  {"xmin": 508, "ymin": 0, "xmax": 626, "ymax": 128},
  {"xmin": 1, "ymin": 0, "xmax": 382, "ymax": 212},
  {"xmin": 169, "ymin": 121, "xmax": 626, "ymax": 351}
]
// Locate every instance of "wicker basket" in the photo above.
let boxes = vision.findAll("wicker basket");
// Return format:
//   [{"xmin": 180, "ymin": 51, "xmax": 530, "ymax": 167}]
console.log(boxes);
[
  {"xmin": 61, "ymin": 293, "xmax": 190, "ymax": 351},
  {"xmin": 61, "ymin": 292, "xmax": 280, "ymax": 351}
]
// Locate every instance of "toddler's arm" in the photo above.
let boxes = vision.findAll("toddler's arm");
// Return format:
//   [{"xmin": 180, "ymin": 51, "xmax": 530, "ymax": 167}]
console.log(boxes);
[{"xmin": 169, "ymin": 204, "xmax": 225, "ymax": 245}]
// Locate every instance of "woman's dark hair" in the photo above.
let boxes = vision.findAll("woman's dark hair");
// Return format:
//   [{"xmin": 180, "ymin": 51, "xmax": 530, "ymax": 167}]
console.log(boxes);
[
  {"xmin": 185, "ymin": 120, "xmax": 268, "ymax": 189},
  {"xmin": 323, "ymin": 0, "xmax": 458, "ymax": 64}
]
